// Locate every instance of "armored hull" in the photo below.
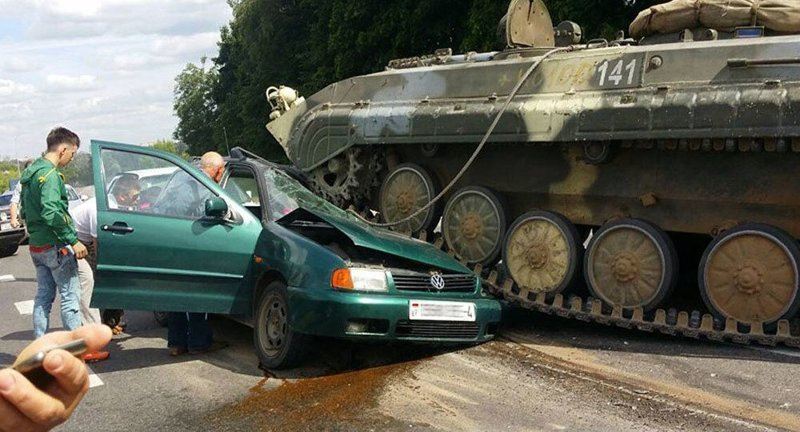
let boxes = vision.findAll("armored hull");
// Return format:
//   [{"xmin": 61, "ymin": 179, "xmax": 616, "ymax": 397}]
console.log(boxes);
[{"xmin": 267, "ymin": 0, "xmax": 800, "ymax": 337}]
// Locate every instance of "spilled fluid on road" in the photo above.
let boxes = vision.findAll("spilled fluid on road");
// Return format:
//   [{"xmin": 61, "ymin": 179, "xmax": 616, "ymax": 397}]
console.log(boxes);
[{"xmin": 211, "ymin": 360, "xmax": 419, "ymax": 431}]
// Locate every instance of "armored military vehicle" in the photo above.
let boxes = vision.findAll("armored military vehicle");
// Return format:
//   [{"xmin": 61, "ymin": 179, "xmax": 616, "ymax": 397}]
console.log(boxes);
[{"xmin": 266, "ymin": 0, "xmax": 800, "ymax": 344}]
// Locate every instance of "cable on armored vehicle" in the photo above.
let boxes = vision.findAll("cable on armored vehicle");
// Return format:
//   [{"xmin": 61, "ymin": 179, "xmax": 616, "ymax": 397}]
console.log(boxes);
[{"xmin": 349, "ymin": 46, "xmax": 573, "ymax": 228}]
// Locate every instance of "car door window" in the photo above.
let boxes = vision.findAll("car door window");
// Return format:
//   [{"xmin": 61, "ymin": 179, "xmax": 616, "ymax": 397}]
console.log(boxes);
[
  {"xmin": 100, "ymin": 148, "xmax": 215, "ymax": 218},
  {"xmin": 224, "ymin": 168, "xmax": 262, "ymax": 220}
]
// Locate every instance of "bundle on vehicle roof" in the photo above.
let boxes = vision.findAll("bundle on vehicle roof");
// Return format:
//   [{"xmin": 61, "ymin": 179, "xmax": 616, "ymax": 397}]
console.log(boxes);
[{"xmin": 630, "ymin": 0, "xmax": 800, "ymax": 39}]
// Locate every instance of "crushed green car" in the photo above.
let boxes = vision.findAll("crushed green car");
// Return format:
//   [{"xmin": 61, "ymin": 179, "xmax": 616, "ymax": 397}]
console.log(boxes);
[{"xmin": 90, "ymin": 141, "xmax": 501, "ymax": 368}]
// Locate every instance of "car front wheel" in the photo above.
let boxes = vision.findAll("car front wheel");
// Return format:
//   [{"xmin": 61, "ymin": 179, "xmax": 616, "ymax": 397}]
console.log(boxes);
[{"xmin": 254, "ymin": 281, "xmax": 305, "ymax": 369}]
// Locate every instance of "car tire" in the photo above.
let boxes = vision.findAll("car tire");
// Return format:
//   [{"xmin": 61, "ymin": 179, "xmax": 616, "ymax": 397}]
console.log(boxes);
[
  {"xmin": 0, "ymin": 244, "xmax": 19, "ymax": 258},
  {"xmin": 254, "ymin": 281, "xmax": 306, "ymax": 369}
]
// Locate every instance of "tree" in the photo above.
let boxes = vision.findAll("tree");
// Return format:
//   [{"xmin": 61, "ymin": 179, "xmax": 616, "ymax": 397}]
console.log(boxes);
[
  {"xmin": 173, "ymin": 58, "xmax": 219, "ymax": 156},
  {"xmin": 0, "ymin": 161, "xmax": 21, "ymax": 192},
  {"xmin": 148, "ymin": 139, "xmax": 190, "ymax": 159},
  {"xmin": 60, "ymin": 153, "xmax": 93, "ymax": 187}
]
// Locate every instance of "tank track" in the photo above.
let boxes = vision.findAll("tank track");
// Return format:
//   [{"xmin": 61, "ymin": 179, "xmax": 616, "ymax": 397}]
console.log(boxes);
[{"xmin": 395, "ymin": 228, "xmax": 800, "ymax": 349}]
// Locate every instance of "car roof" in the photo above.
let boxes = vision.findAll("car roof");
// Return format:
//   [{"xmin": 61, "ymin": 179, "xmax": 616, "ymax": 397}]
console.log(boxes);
[{"xmin": 226, "ymin": 147, "xmax": 310, "ymax": 187}]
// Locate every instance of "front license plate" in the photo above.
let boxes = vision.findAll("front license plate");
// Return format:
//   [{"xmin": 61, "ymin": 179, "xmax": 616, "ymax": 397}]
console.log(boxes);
[
  {"xmin": 0, "ymin": 223, "xmax": 11, "ymax": 231},
  {"xmin": 409, "ymin": 300, "xmax": 476, "ymax": 322}
]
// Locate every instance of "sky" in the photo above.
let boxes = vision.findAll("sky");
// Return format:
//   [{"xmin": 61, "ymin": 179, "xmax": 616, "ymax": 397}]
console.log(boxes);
[{"xmin": 0, "ymin": 0, "xmax": 232, "ymax": 159}]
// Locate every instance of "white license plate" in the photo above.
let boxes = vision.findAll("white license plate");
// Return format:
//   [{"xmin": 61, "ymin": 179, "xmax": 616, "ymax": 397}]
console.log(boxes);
[
  {"xmin": 409, "ymin": 300, "xmax": 476, "ymax": 322},
  {"xmin": 0, "ymin": 223, "xmax": 11, "ymax": 231}
]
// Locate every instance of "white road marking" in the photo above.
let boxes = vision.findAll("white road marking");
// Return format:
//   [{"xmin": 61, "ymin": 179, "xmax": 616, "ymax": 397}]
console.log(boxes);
[
  {"xmin": 87, "ymin": 366, "xmax": 104, "ymax": 388},
  {"xmin": 14, "ymin": 300, "xmax": 34, "ymax": 315},
  {"xmin": 0, "ymin": 274, "xmax": 15, "ymax": 282}
]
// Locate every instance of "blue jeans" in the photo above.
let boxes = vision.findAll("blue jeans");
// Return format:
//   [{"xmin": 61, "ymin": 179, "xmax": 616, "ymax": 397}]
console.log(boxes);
[
  {"xmin": 31, "ymin": 247, "xmax": 82, "ymax": 338},
  {"xmin": 167, "ymin": 312, "xmax": 212, "ymax": 351}
]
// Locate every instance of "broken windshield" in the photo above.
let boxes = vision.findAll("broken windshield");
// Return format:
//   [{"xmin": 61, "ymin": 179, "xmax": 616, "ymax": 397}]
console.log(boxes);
[{"xmin": 263, "ymin": 166, "xmax": 358, "ymax": 223}]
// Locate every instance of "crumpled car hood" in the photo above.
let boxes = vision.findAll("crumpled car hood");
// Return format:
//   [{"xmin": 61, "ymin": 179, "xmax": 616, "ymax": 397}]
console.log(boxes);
[{"xmin": 290, "ymin": 207, "xmax": 469, "ymax": 274}]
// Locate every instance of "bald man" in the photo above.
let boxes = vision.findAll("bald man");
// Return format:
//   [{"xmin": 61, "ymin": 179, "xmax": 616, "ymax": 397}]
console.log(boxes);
[
  {"xmin": 153, "ymin": 151, "xmax": 226, "ymax": 218},
  {"xmin": 161, "ymin": 151, "xmax": 229, "ymax": 356}
]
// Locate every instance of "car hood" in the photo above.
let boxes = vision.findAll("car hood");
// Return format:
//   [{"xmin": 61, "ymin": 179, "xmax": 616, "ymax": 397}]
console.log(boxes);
[{"xmin": 293, "ymin": 207, "xmax": 469, "ymax": 274}]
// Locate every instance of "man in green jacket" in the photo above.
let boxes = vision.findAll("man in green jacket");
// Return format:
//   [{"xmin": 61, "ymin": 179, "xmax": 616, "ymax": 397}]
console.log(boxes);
[{"xmin": 20, "ymin": 127, "xmax": 88, "ymax": 338}]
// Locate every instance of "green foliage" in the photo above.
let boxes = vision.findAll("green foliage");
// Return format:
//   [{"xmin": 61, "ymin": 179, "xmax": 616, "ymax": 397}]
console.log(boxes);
[
  {"xmin": 60, "ymin": 153, "xmax": 93, "ymax": 187},
  {"xmin": 148, "ymin": 139, "xmax": 190, "ymax": 160},
  {"xmin": 173, "ymin": 59, "xmax": 219, "ymax": 156},
  {"xmin": 174, "ymin": 0, "xmax": 657, "ymax": 161},
  {"xmin": 0, "ymin": 161, "xmax": 22, "ymax": 192}
]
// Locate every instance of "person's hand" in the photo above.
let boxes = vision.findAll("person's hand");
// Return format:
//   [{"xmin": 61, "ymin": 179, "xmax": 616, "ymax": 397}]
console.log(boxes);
[
  {"xmin": 71, "ymin": 242, "xmax": 88, "ymax": 260},
  {"xmin": 0, "ymin": 324, "xmax": 112, "ymax": 432},
  {"xmin": 10, "ymin": 218, "xmax": 20, "ymax": 229}
]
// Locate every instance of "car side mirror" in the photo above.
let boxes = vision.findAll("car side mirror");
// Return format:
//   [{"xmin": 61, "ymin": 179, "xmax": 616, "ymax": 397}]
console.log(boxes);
[
  {"xmin": 204, "ymin": 197, "xmax": 229, "ymax": 219},
  {"xmin": 80, "ymin": 194, "xmax": 89, "ymax": 201}
]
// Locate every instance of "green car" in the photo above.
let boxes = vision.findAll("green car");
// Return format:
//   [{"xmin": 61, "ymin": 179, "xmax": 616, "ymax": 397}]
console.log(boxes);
[{"xmin": 90, "ymin": 141, "xmax": 501, "ymax": 368}]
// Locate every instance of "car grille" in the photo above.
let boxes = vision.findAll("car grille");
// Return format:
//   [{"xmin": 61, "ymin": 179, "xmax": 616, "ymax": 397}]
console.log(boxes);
[
  {"xmin": 391, "ymin": 271, "xmax": 476, "ymax": 293},
  {"xmin": 395, "ymin": 320, "xmax": 480, "ymax": 339}
]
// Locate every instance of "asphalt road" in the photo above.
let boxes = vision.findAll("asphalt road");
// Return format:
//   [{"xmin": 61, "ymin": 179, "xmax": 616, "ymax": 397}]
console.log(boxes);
[{"xmin": 1, "ymin": 246, "xmax": 798, "ymax": 431}]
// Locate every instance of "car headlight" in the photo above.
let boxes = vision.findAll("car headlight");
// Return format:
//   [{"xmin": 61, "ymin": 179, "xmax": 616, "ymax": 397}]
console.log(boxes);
[{"xmin": 331, "ymin": 267, "xmax": 388, "ymax": 292}]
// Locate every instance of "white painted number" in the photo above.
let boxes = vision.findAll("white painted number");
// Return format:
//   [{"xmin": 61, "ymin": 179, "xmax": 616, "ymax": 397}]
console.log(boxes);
[
  {"xmin": 597, "ymin": 59, "xmax": 638, "ymax": 87},
  {"xmin": 597, "ymin": 61, "xmax": 608, "ymax": 86},
  {"xmin": 608, "ymin": 60, "xmax": 623, "ymax": 85},
  {"xmin": 625, "ymin": 59, "xmax": 637, "ymax": 85}
]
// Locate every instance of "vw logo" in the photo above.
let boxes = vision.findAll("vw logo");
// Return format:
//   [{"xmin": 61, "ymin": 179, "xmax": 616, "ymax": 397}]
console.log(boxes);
[{"xmin": 430, "ymin": 273, "xmax": 446, "ymax": 290}]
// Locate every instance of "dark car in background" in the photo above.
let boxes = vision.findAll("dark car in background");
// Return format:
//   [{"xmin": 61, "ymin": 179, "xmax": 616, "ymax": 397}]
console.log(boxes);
[{"xmin": 0, "ymin": 191, "xmax": 25, "ymax": 257}]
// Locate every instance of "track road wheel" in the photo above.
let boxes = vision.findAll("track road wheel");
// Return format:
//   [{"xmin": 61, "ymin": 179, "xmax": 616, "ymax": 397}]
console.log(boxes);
[
  {"xmin": 442, "ymin": 186, "xmax": 507, "ymax": 266},
  {"xmin": 699, "ymin": 223, "xmax": 800, "ymax": 326},
  {"xmin": 503, "ymin": 210, "xmax": 582, "ymax": 295},
  {"xmin": 584, "ymin": 219, "xmax": 677, "ymax": 311},
  {"xmin": 254, "ymin": 281, "xmax": 306, "ymax": 369},
  {"xmin": 379, "ymin": 163, "xmax": 440, "ymax": 235}
]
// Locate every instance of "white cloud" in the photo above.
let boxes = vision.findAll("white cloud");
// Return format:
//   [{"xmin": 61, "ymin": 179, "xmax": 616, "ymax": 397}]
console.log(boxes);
[
  {"xmin": 152, "ymin": 32, "xmax": 220, "ymax": 57},
  {"xmin": 0, "ymin": 79, "xmax": 35, "ymax": 99},
  {"xmin": 26, "ymin": 0, "xmax": 229, "ymax": 40},
  {"xmin": 111, "ymin": 53, "xmax": 172, "ymax": 70},
  {"xmin": 37, "ymin": 0, "xmax": 103, "ymax": 18},
  {"xmin": 0, "ymin": 57, "xmax": 40, "ymax": 73},
  {"xmin": 45, "ymin": 74, "xmax": 99, "ymax": 92},
  {"xmin": 0, "ymin": 1, "xmax": 231, "ymax": 158}
]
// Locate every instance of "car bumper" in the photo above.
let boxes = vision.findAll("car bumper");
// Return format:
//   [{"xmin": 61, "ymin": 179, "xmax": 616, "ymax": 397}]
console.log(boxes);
[
  {"xmin": 0, "ymin": 227, "xmax": 25, "ymax": 246},
  {"xmin": 287, "ymin": 287, "xmax": 502, "ymax": 343}
]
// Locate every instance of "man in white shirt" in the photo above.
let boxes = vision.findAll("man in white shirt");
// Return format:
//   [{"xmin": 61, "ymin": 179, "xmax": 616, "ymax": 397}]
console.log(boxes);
[
  {"xmin": 69, "ymin": 176, "xmax": 140, "ymax": 361},
  {"xmin": 9, "ymin": 160, "xmax": 31, "ymax": 229},
  {"xmin": 69, "ymin": 196, "xmax": 101, "ymax": 326}
]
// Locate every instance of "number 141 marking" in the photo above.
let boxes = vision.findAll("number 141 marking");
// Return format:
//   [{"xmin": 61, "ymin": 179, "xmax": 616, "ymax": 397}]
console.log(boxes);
[{"xmin": 597, "ymin": 59, "xmax": 637, "ymax": 86}]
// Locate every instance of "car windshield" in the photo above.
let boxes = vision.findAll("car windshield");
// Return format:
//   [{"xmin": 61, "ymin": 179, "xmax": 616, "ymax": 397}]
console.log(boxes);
[
  {"xmin": 0, "ymin": 194, "xmax": 10, "ymax": 207},
  {"xmin": 263, "ymin": 166, "xmax": 356, "ymax": 222}
]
